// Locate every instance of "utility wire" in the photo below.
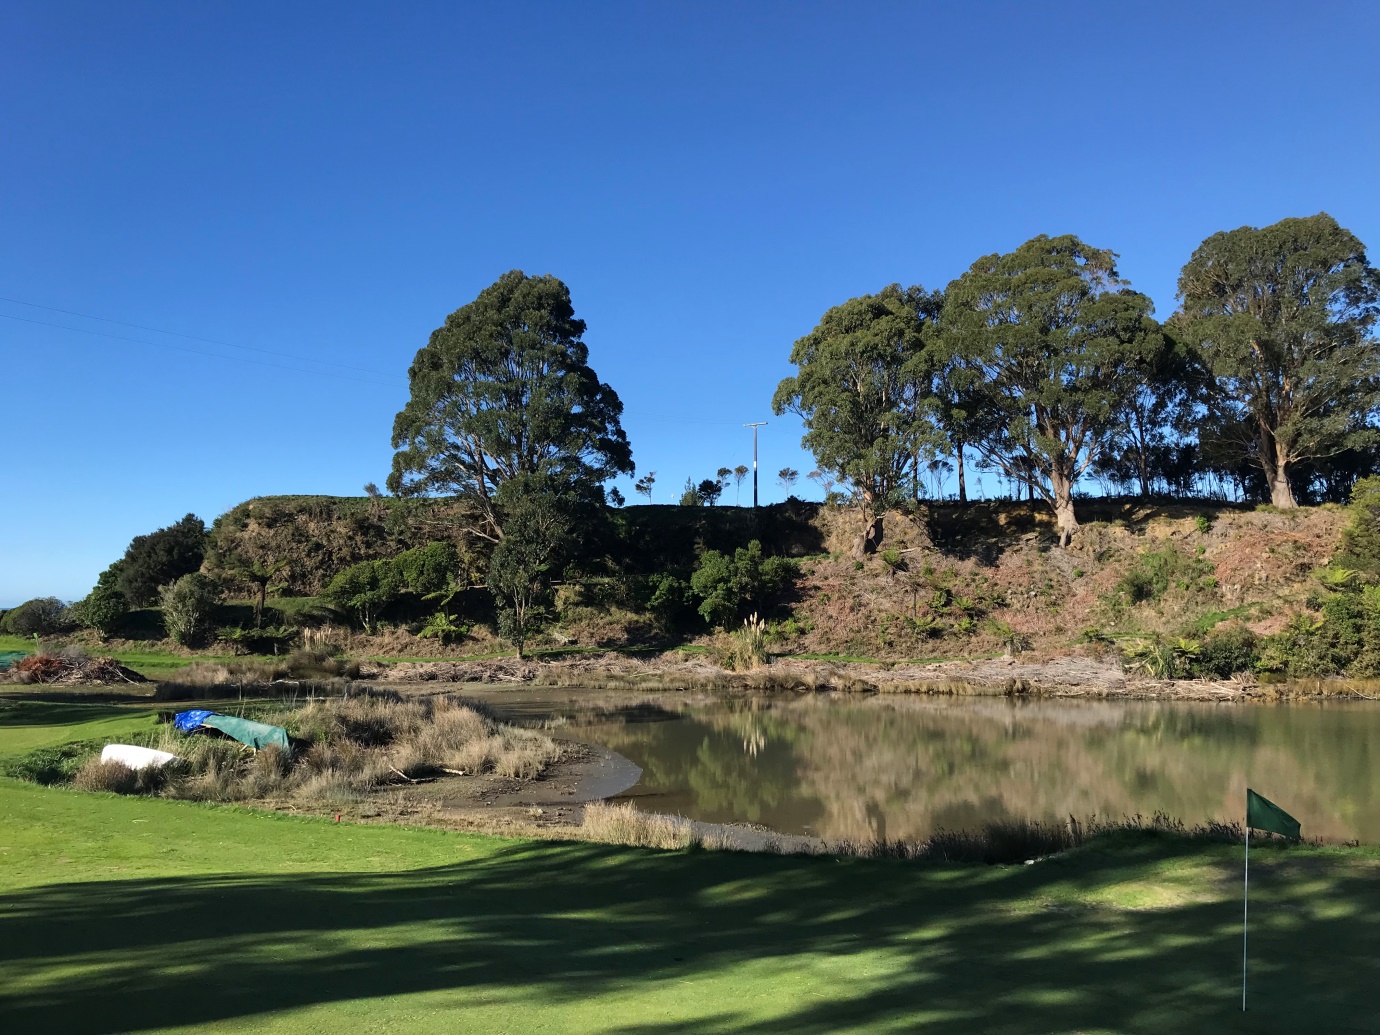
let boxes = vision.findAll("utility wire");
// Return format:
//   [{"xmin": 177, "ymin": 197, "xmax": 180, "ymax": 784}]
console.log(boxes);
[
  {"xmin": 0, "ymin": 312, "xmax": 406, "ymax": 389},
  {"xmin": 0, "ymin": 294, "xmax": 397, "ymax": 377},
  {"xmin": 1, "ymin": 295, "xmax": 757, "ymax": 423}
]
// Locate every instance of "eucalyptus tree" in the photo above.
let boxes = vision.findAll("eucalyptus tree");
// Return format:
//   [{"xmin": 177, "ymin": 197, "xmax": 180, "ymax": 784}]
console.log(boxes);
[
  {"xmin": 773, "ymin": 284, "xmax": 944, "ymax": 514},
  {"xmin": 1176, "ymin": 214, "xmax": 1380, "ymax": 508},
  {"xmin": 938, "ymin": 235, "xmax": 1162, "ymax": 545},
  {"xmin": 388, "ymin": 271, "xmax": 633, "ymax": 540},
  {"xmin": 1101, "ymin": 327, "xmax": 1207, "ymax": 497}
]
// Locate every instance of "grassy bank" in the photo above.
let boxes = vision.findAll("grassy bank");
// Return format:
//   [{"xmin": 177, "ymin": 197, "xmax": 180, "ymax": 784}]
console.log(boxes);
[{"xmin": 2, "ymin": 779, "xmax": 1378, "ymax": 1033}]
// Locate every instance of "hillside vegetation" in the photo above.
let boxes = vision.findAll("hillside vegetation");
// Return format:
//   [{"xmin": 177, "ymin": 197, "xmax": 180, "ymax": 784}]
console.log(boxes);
[{"xmin": 19, "ymin": 487, "xmax": 1380, "ymax": 687}]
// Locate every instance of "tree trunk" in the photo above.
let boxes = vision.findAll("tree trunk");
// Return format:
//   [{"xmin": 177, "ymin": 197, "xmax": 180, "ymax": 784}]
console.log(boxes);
[
  {"xmin": 1268, "ymin": 466, "xmax": 1297, "ymax": 508},
  {"xmin": 851, "ymin": 515, "xmax": 884, "ymax": 560},
  {"xmin": 1138, "ymin": 447, "xmax": 1151, "ymax": 498},
  {"xmin": 1258, "ymin": 435, "xmax": 1298, "ymax": 509},
  {"xmin": 1050, "ymin": 467, "xmax": 1079, "ymax": 548},
  {"xmin": 956, "ymin": 443, "xmax": 967, "ymax": 503}
]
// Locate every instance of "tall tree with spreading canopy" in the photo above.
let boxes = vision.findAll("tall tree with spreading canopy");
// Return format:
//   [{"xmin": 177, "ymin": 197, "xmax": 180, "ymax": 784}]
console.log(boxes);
[
  {"xmin": 388, "ymin": 271, "xmax": 634, "ymax": 540},
  {"xmin": 118, "ymin": 514, "xmax": 208, "ymax": 607},
  {"xmin": 1175, "ymin": 213, "xmax": 1380, "ymax": 508},
  {"xmin": 773, "ymin": 284, "xmax": 943, "ymax": 539},
  {"xmin": 938, "ymin": 235, "xmax": 1163, "ymax": 545}
]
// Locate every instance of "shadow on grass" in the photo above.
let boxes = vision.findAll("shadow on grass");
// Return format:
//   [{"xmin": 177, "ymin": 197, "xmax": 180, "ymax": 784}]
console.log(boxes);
[{"xmin": 1, "ymin": 836, "xmax": 1377, "ymax": 1033}]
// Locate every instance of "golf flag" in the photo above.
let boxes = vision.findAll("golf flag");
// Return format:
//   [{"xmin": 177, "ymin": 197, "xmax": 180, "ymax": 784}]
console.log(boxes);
[
  {"xmin": 1242, "ymin": 788, "xmax": 1301, "ymax": 1012},
  {"xmin": 1246, "ymin": 788, "xmax": 1301, "ymax": 840}
]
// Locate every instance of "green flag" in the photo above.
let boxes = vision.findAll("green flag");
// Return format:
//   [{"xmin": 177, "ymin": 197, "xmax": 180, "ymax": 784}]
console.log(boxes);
[{"xmin": 1246, "ymin": 788, "xmax": 1300, "ymax": 840}]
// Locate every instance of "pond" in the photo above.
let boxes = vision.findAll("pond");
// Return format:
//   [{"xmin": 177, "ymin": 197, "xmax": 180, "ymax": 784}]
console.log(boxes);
[{"xmin": 474, "ymin": 689, "xmax": 1380, "ymax": 843}]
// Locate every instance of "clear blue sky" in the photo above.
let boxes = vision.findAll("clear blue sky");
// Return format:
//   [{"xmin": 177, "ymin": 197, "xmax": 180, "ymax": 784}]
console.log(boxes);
[{"xmin": 2, "ymin": 1, "xmax": 1377, "ymax": 605}]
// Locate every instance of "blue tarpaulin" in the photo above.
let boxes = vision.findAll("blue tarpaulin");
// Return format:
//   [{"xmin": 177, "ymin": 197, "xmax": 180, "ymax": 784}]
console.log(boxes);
[
  {"xmin": 172, "ymin": 709, "xmax": 290, "ymax": 752},
  {"xmin": 173, "ymin": 709, "xmax": 217, "ymax": 733}
]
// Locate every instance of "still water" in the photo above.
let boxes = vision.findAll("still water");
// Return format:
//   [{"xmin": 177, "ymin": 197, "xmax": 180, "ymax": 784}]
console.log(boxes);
[{"xmin": 480, "ymin": 690, "xmax": 1380, "ymax": 842}]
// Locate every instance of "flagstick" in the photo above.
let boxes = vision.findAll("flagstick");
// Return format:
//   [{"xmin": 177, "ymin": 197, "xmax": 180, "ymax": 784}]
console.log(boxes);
[{"xmin": 1242, "ymin": 825, "xmax": 1249, "ymax": 1011}]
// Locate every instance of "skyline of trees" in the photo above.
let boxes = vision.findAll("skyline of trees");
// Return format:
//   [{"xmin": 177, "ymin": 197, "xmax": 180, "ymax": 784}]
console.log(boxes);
[{"xmin": 774, "ymin": 213, "xmax": 1380, "ymax": 541}]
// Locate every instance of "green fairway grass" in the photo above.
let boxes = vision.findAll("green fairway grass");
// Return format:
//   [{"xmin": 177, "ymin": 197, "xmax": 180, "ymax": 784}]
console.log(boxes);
[
  {"xmin": 0, "ymin": 701, "xmax": 160, "ymax": 758},
  {"xmin": 2, "ymin": 789, "xmax": 1378, "ymax": 1032},
  {"xmin": 3, "ymin": 704, "xmax": 1380, "ymax": 1033}
]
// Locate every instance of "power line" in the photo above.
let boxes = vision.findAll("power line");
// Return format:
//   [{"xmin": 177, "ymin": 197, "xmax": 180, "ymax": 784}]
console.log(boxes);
[
  {"xmin": 0, "ymin": 294, "xmax": 397, "ymax": 377},
  {"xmin": 0, "ymin": 294, "xmax": 767, "ymax": 424},
  {"xmin": 0, "ymin": 312, "xmax": 406, "ymax": 389}
]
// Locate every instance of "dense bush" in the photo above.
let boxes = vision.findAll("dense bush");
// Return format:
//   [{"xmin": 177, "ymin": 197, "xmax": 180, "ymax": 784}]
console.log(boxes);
[
  {"xmin": 393, "ymin": 541, "xmax": 460, "ymax": 596},
  {"xmin": 1333, "ymin": 476, "xmax": 1380, "ymax": 577},
  {"xmin": 324, "ymin": 559, "xmax": 403, "ymax": 632},
  {"xmin": 690, "ymin": 539, "xmax": 797, "ymax": 627},
  {"xmin": 69, "ymin": 564, "xmax": 128, "ymax": 639},
  {"xmin": 1190, "ymin": 625, "xmax": 1259, "ymax": 678},
  {"xmin": 1, "ymin": 597, "xmax": 73, "ymax": 636},
  {"xmin": 644, "ymin": 573, "xmax": 697, "ymax": 631},
  {"xmin": 159, "ymin": 573, "xmax": 223, "ymax": 647},
  {"xmin": 118, "ymin": 514, "xmax": 208, "ymax": 607}
]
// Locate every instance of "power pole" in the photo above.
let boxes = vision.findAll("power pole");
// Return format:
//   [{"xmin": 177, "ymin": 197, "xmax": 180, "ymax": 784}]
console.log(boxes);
[{"xmin": 744, "ymin": 422, "xmax": 767, "ymax": 507}]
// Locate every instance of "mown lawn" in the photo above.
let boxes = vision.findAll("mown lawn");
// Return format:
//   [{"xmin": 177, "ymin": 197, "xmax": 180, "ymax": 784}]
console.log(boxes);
[
  {"xmin": 0, "ymin": 700, "xmax": 161, "ymax": 758},
  {"xmin": 2, "ymin": 787, "xmax": 1379, "ymax": 1032}
]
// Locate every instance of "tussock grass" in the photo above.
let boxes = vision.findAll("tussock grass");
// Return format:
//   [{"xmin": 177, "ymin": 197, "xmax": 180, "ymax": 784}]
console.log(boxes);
[
  {"xmin": 580, "ymin": 801, "xmax": 699, "ymax": 850},
  {"xmin": 71, "ymin": 758, "xmax": 173, "ymax": 796},
  {"xmin": 107, "ymin": 694, "xmax": 564, "ymax": 804}
]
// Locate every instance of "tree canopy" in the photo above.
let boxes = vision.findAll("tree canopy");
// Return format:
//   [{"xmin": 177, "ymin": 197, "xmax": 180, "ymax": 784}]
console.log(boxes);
[
  {"xmin": 1175, "ymin": 213, "xmax": 1380, "ymax": 508},
  {"xmin": 388, "ymin": 270, "xmax": 633, "ymax": 540},
  {"xmin": 118, "ymin": 514, "xmax": 208, "ymax": 607},
  {"xmin": 773, "ymin": 284, "xmax": 943, "ymax": 510},
  {"xmin": 938, "ymin": 234, "xmax": 1162, "ymax": 544}
]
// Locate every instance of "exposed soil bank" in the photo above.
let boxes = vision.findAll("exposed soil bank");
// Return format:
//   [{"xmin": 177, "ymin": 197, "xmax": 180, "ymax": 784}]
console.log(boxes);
[{"xmin": 380, "ymin": 650, "xmax": 1376, "ymax": 701}]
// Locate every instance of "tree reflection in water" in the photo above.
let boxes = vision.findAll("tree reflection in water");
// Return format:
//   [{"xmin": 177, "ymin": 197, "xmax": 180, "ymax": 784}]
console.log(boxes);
[{"xmin": 572, "ymin": 695, "xmax": 1380, "ymax": 842}]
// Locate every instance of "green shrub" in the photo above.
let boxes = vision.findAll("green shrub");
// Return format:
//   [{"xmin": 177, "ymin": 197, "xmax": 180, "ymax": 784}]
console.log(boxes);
[
  {"xmin": 325, "ymin": 559, "xmax": 403, "ymax": 632},
  {"xmin": 159, "ymin": 573, "xmax": 223, "ymax": 647},
  {"xmin": 1191, "ymin": 625, "xmax": 1259, "ymax": 678},
  {"xmin": 1334, "ymin": 475, "xmax": 1380, "ymax": 576},
  {"xmin": 690, "ymin": 540, "xmax": 796, "ymax": 628},
  {"xmin": 1122, "ymin": 637, "xmax": 1198, "ymax": 678},
  {"xmin": 219, "ymin": 624, "xmax": 298, "ymax": 655},
  {"xmin": 418, "ymin": 611, "xmax": 468, "ymax": 645},
  {"xmin": 0, "ymin": 597, "xmax": 73, "ymax": 636},
  {"xmin": 5, "ymin": 743, "xmax": 98, "ymax": 784},
  {"xmin": 70, "ymin": 575, "xmax": 128, "ymax": 639},
  {"xmin": 645, "ymin": 574, "xmax": 696, "ymax": 631},
  {"xmin": 393, "ymin": 541, "xmax": 459, "ymax": 597},
  {"xmin": 1115, "ymin": 546, "xmax": 1215, "ymax": 605},
  {"xmin": 1194, "ymin": 514, "xmax": 1213, "ymax": 534}
]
